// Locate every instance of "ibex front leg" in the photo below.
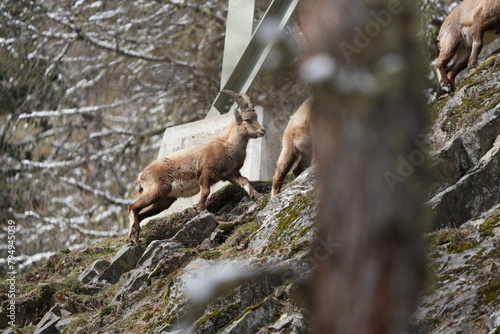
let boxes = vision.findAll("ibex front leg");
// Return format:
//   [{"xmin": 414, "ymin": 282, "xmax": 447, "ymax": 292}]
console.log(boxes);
[
  {"xmin": 468, "ymin": 27, "xmax": 485, "ymax": 69},
  {"xmin": 197, "ymin": 177, "xmax": 211, "ymax": 213}
]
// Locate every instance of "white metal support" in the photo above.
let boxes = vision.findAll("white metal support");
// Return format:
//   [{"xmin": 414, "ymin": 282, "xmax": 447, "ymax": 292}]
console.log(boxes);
[
  {"xmin": 206, "ymin": 0, "xmax": 299, "ymax": 118},
  {"xmin": 220, "ymin": 0, "xmax": 255, "ymax": 90}
]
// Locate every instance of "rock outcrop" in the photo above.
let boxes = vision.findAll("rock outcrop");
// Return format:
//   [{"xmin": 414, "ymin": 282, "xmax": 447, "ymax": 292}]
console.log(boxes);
[
  {"xmin": 425, "ymin": 54, "xmax": 500, "ymax": 230},
  {"xmin": 413, "ymin": 53, "xmax": 500, "ymax": 333}
]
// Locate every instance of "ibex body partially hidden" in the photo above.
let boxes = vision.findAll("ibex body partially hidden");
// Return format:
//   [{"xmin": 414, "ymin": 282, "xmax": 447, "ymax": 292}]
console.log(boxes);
[
  {"xmin": 271, "ymin": 97, "xmax": 313, "ymax": 196},
  {"xmin": 128, "ymin": 91, "xmax": 265, "ymax": 244},
  {"xmin": 435, "ymin": 0, "xmax": 500, "ymax": 93}
]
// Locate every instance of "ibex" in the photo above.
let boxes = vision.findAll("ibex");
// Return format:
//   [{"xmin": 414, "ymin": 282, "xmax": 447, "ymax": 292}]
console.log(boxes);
[
  {"xmin": 128, "ymin": 90, "xmax": 265, "ymax": 244},
  {"xmin": 435, "ymin": 0, "xmax": 500, "ymax": 93},
  {"xmin": 271, "ymin": 97, "xmax": 313, "ymax": 196}
]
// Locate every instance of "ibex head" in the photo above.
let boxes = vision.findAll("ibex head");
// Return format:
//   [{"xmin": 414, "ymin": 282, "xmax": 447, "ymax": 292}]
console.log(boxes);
[{"xmin": 221, "ymin": 90, "xmax": 265, "ymax": 139}]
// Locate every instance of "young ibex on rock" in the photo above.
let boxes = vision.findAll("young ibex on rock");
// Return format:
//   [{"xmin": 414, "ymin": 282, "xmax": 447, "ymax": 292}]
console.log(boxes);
[
  {"xmin": 435, "ymin": 0, "xmax": 500, "ymax": 93},
  {"xmin": 128, "ymin": 90, "xmax": 265, "ymax": 244},
  {"xmin": 271, "ymin": 97, "xmax": 313, "ymax": 196}
]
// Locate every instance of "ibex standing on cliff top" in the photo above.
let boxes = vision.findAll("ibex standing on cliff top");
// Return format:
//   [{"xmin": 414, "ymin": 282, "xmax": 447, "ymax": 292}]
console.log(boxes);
[
  {"xmin": 128, "ymin": 90, "xmax": 265, "ymax": 244},
  {"xmin": 435, "ymin": 0, "xmax": 500, "ymax": 93}
]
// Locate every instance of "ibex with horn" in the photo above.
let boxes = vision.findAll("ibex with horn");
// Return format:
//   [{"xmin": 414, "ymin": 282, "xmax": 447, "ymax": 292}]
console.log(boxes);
[{"xmin": 128, "ymin": 90, "xmax": 265, "ymax": 244}]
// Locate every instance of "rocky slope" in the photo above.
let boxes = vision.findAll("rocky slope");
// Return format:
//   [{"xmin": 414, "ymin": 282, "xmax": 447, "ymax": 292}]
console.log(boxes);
[
  {"xmin": 1, "ymin": 54, "xmax": 500, "ymax": 334},
  {"xmin": 0, "ymin": 170, "xmax": 316, "ymax": 334},
  {"xmin": 413, "ymin": 53, "xmax": 500, "ymax": 334}
]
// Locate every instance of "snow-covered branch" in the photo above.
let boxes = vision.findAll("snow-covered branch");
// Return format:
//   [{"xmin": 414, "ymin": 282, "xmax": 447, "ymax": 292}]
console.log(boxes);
[
  {"xmin": 20, "ymin": 157, "xmax": 85, "ymax": 169},
  {"xmin": 72, "ymin": 226, "xmax": 127, "ymax": 237},
  {"xmin": 61, "ymin": 177, "xmax": 131, "ymax": 205},
  {"xmin": 46, "ymin": 11, "xmax": 192, "ymax": 67},
  {"xmin": 18, "ymin": 93, "xmax": 147, "ymax": 119}
]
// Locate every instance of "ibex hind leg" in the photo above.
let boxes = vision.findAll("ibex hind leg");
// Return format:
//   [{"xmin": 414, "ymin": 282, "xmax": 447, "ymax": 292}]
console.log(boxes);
[
  {"xmin": 467, "ymin": 27, "xmax": 485, "ymax": 69},
  {"xmin": 229, "ymin": 173, "xmax": 262, "ymax": 200},
  {"xmin": 272, "ymin": 144, "xmax": 298, "ymax": 196},
  {"xmin": 138, "ymin": 197, "xmax": 177, "ymax": 222},
  {"xmin": 447, "ymin": 54, "xmax": 469, "ymax": 91},
  {"xmin": 128, "ymin": 204, "xmax": 141, "ymax": 245},
  {"xmin": 293, "ymin": 151, "xmax": 313, "ymax": 178},
  {"xmin": 128, "ymin": 189, "xmax": 169, "ymax": 244},
  {"xmin": 435, "ymin": 39, "xmax": 461, "ymax": 93}
]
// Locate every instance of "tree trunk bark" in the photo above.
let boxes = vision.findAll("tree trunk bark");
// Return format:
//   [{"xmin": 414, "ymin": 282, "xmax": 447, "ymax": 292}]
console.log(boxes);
[{"xmin": 300, "ymin": 0, "xmax": 428, "ymax": 333}]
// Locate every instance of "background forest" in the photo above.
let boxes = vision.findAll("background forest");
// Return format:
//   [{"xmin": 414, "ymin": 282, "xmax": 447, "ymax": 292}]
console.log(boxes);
[
  {"xmin": 0, "ymin": 0, "xmax": 308, "ymax": 275},
  {"xmin": 0, "ymin": 0, "xmax": 496, "ymax": 275}
]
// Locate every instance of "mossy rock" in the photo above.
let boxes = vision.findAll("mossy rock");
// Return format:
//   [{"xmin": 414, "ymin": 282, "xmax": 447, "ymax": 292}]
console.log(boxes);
[
  {"xmin": 478, "ymin": 279, "xmax": 500, "ymax": 306},
  {"xmin": 142, "ymin": 208, "xmax": 197, "ymax": 245},
  {"xmin": 205, "ymin": 181, "xmax": 272, "ymax": 214},
  {"xmin": 478, "ymin": 210, "xmax": 500, "ymax": 238},
  {"xmin": 425, "ymin": 228, "xmax": 474, "ymax": 253},
  {"xmin": 264, "ymin": 192, "xmax": 315, "ymax": 255},
  {"xmin": 100, "ymin": 304, "xmax": 118, "ymax": 315},
  {"xmin": 432, "ymin": 53, "xmax": 500, "ymax": 135}
]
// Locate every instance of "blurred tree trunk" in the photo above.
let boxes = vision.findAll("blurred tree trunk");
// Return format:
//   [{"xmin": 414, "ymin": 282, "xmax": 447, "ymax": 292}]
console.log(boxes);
[{"xmin": 300, "ymin": 0, "xmax": 427, "ymax": 333}]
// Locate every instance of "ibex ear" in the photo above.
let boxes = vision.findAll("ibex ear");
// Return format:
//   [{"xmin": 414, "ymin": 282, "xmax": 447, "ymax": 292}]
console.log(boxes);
[{"xmin": 233, "ymin": 106, "xmax": 243, "ymax": 124}]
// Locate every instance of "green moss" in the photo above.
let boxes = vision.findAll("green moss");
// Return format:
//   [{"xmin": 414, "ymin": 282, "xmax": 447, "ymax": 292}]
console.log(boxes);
[
  {"xmin": 425, "ymin": 228, "xmax": 477, "ymax": 254},
  {"xmin": 18, "ymin": 245, "xmax": 115, "ymax": 289},
  {"xmin": 33, "ymin": 279, "xmax": 85, "ymax": 303},
  {"xmin": 206, "ymin": 184, "xmax": 247, "ymax": 213},
  {"xmin": 234, "ymin": 220, "xmax": 259, "ymax": 233},
  {"xmin": 205, "ymin": 181, "xmax": 271, "ymax": 214},
  {"xmin": 219, "ymin": 219, "xmax": 259, "ymax": 251},
  {"xmin": 432, "ymin": 54, "xmax": 500, "ymax": 135},
  {"xmin": 479, "ymin": 212, "xmax": 500, "ymax": 239},
  {"xmin": 478, "ymin": 280, "xmax": 500, "ymax": 305},
  {"xmin": 69, "ymin": 312, "xmax": 90, "ymax": 326},
  {"xmin": 473, "ymin": 247, "xmax": 500, "ymax": 266},
  {"xmin": 277, "ymin": 193, "xmax": 312, "ymax": 232},
  {"xmin": 265, "ymin": 192, "xmax": 314, "ymax": 255},
  {"xmin": 217, "ymin": 298, "xmax": 268, "ymax": 332},
  {"xmin": 125, "ymin": 308, "xmax": 150, "ymax": 327},
  {"xmin": 232, "ymin": 298, "xmax": 267, "ymax": 321},
  {"xmin": 199, "ymin": 250, "xmax": 222, "ymax": 260},
  {"xmin": 440, "ymin": 88, "xmax": 496, "ymax": 134},
  {"xmin": 443, "ymin": 266, "xmax": 471, "ymax": 280},
  {"xmin": 196, "ymin": 309, "xmax": 222, "ymax": 327},
  {"xmin": 273, "ymin": 174, "xmax": 296, "ymax": 194},
  {"xmin": 142, "ymin": 208, "xmax": 196, "ymax": 245},
  {"xmin": 447, "ymin": 240, "xmax": 479, "ymax": 253},
  {"xmin": 100, "ymin": 304, "xmax": 118, "ymax": 315},
  {"xmin": 218, "ymin": 222, "xmax": 236, "ymax": 231},
  {"xmin": 290, "ymin": 240, "xmax": 312, "ymax": 254}
]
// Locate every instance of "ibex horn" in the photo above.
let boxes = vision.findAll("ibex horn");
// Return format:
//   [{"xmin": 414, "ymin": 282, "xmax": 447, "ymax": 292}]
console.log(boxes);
[{"xmin": 221, "ymin": 90, "xmax": 253, "ymax": 111}]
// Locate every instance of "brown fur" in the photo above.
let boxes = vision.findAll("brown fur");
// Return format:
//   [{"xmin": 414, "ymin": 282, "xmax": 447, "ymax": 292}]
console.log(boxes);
[
  {"xmin": 435, "ymin": 0, "xmax": 500, "ymax": 93},
  {"xmin": 127, "ymin": 91, "xmax": 265, "ymax": 244},
  {"xmin": 271, "ymin": 97, "xmax": 313, "ymax": 196}
]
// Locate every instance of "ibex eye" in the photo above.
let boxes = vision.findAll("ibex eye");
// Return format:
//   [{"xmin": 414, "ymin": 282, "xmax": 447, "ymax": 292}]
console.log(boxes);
[{"xmin": 244, "ymin": 118, "xmax": 252, "ymax": 123}]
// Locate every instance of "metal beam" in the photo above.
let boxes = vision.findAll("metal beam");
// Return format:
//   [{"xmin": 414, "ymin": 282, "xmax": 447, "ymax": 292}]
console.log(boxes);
[
  {"xmin": 221, "ymin": 0, "xmax": 255, "ymax": 90},
  {"xmin": 206, "ymin": 0, "xmax": 299, "ymax": 117}
]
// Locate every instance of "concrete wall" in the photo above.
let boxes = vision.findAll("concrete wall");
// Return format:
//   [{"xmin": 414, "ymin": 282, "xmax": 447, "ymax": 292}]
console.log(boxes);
[{"xmin": 153, "ymin": 106, "xmax": 282, "ymax": 218}]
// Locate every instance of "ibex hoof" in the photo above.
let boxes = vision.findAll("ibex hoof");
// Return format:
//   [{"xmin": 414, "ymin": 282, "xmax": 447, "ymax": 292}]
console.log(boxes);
[
  {"xmin": 440, "ymin": 84, "xmax": 452, "ymax": 94},
  {"xmin": 197, "ymin": 208, "xmax": 208, "ymax": 215},
  {"xmin": 252, "ymin": 192, "xmax": 263, "ymax": 200},
  {"xmin": 128, "ymin": 229, "xmax": 140, "ymax": 245},
  {"xmin": 467, "ymin": 62, "xmax": 478, "ymax": 70}
]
